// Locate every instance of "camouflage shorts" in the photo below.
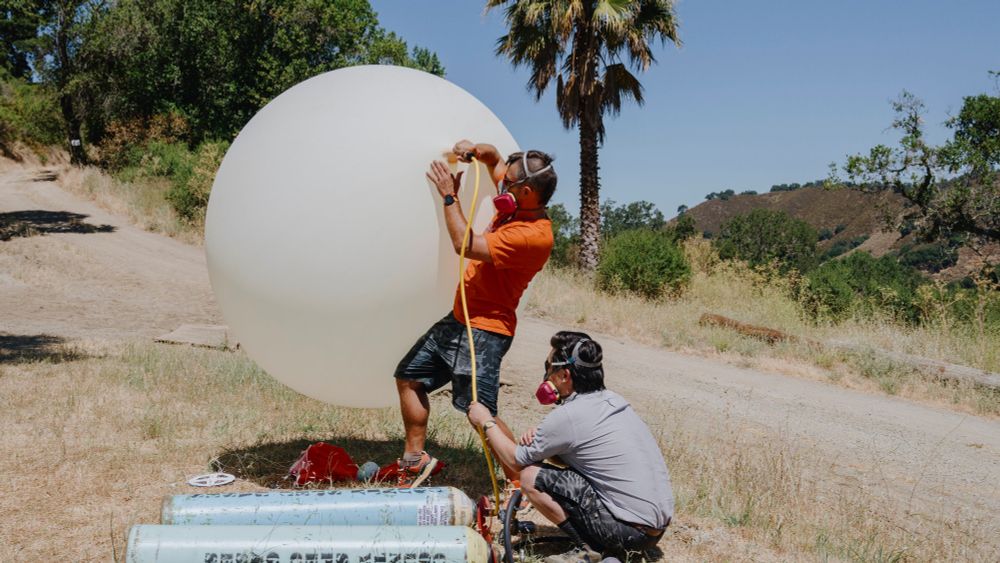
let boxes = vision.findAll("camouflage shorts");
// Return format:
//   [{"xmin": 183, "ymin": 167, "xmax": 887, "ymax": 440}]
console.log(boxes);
[
  {"xmin": 394, "ymin": 313, "xmax": 512, "ymax": 416},
  {"xmin": 535, "ymin": 466, "xmax": 667, "ymax": 553}
]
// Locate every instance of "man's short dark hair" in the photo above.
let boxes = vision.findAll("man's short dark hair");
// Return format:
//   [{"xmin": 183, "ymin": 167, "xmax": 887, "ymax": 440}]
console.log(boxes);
[
  {"xmin": 507, "ymin": 150, "xmax": 557, "ymax": 205},
  {"xmin": 550, "ymin": 330, "xmax": 605, "ymax": 394}
]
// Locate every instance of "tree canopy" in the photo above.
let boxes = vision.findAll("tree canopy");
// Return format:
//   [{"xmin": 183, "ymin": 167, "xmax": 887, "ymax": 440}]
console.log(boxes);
[
  {"xmin": 78, "ymin": 0, "xmax": 443, "ymax": 143},
  {"xmin": 0, "ymin": 0, "xmax": 41, "ymax": 79},
  {"xmin": 0, "ymin": 0, "xmax": 444, "ymax": 152},
  {"xmin": 714, "ymin": 208, "xmax": 819, "ymax": 273},
  {"xmin": 833, "ymin": 85, "xmax": 999, "ymax": 252},
  {"xmin": 601, "ymin": 199, "xmax": 665, "ymax": 239}
]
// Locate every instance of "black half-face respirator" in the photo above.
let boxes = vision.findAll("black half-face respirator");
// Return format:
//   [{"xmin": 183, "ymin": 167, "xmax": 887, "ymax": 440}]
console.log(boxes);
[
  {"xmin": 536, "ymin": 339, "xmax": 600, "ymax": 405},
  {"xmin": 494, "ymin": 151, "xmax": 552, "ymax": 216}
]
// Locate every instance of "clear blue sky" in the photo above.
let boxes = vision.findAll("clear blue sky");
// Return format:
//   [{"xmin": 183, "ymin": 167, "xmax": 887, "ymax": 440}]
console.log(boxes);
[{"xmin": 370, "ymin": 0, "xmax": 999, "ymax": 218}]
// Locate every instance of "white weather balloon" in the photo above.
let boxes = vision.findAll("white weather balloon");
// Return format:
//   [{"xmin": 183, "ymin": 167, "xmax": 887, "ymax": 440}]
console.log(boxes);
[{"xmin": 205, "ymin": 65, "xmax": 518, "ymax": 408}]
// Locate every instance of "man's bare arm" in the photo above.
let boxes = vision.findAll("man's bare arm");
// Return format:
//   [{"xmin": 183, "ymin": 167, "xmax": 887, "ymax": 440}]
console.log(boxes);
[
  {"xmin": 468, "ymin": 403, "xmax": 523, "ymax": 473},
  {"xmin": 427, "ymin": 160, "xmax": 492, "ymax": 262},
  {"xmin": 484, "ymin": 423, "xmax": 523, "ymax": 473}
]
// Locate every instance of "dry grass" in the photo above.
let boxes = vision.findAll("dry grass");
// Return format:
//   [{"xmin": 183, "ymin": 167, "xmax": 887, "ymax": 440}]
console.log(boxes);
[
  {"xmin": 660, "ymin": 413, "xmax": 998, "ymax": 562},
  {"xmin": 0, "ymin": 342, "xmax": 492, "ymax": 561},
  {"xmin": 55, "ymin": 165, "xmax": 203, "ymax": 244},
  {"xmin": 2, "ymin": 342, "xmax": 997, "ymax": 562},
  {"xmin": 527, "ymin": 241, "xmax": 1000, "ymax": 417}
]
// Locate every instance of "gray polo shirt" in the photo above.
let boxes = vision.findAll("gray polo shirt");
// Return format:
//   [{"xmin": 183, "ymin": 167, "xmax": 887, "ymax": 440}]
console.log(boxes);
[{"xmin": 514, "ymin": 389, "xmax": 674, "ymax": 529}]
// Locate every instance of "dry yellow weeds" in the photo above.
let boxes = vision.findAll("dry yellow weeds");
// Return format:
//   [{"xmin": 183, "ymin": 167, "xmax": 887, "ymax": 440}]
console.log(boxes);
[{"xmin": 527, "ymin": 247, "xmax": 1000, "ymax": 418}]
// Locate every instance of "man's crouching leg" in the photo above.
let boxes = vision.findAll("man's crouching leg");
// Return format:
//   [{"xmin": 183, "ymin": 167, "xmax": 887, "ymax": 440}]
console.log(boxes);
[
  {"xmin": 525, "ymin": 465, "xmax": 662, "ymax": 559},
  {"xmin": 520, "ymin": 465, "xmax": 569, "ymax": 524},
  {"xmin": 521, "ymin": 465, "xmax": 600, "ymax": 562}
]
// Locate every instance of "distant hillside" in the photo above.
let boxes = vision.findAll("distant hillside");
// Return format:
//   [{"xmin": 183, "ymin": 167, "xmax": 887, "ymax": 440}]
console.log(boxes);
[
  {"xmin": 678, "ymin": 186, "xmax": 997, "ymax": 280},
  {"xmin": 684, "ymin": 186, "xmax": 908, "ymax": 251}
]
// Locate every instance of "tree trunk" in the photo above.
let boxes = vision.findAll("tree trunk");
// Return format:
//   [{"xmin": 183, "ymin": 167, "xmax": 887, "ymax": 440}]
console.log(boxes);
[
  {"xmin": 60, "ymin": 93, "xmax": 86, "ymax": 166},
  {"xmin": 578, "ymin": 114, "xmax": 601, "ymax": 271},
  {"xmin": 56, "ymin": 4, "xmax": 86, "ymax": 166}
]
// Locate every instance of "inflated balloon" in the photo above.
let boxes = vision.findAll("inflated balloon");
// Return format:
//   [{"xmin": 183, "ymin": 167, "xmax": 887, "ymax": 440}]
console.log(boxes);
[{"xmin": 205, "ymin": 65, "xmax": 519, "ymax": 408}]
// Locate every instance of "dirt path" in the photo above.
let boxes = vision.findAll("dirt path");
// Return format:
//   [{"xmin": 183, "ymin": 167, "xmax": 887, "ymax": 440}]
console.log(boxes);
[
  {"xmin": 0, "ymin": 166, "xmax": 220, "ymax": 342},
  {"xmin": 2, "ymin": 166, "xmax": 999, "ymax": 543}
]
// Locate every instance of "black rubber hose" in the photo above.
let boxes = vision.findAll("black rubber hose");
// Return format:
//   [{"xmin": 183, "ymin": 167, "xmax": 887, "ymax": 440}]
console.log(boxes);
[{"xmin": 502, "ymin": 489, "xmax": 522, "ymax": 563}]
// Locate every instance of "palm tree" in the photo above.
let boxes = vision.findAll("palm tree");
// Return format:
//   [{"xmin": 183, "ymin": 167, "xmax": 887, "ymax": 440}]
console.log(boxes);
[{"xmin": 486, "ymin": 0, "xmax": 679, "ymax": 270}]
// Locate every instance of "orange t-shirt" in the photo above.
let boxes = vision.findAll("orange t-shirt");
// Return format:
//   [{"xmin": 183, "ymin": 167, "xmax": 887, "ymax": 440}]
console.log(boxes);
[{"xmin": 452, "ymin": 215, "xmax": 553, "ymax": 336}]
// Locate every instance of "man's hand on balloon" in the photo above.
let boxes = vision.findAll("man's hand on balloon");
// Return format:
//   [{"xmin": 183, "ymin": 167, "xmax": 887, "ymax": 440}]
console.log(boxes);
[
  {"xmin": 466, "ymin": 402, "xmax": 492, "ymax": 428},
  {"xmin": 426, "ymin": 160, "xmax": 464, "ymax": 199},
  {"xmin": 453, "ymin": 139, "xmax": 476, "ymax": 163}
]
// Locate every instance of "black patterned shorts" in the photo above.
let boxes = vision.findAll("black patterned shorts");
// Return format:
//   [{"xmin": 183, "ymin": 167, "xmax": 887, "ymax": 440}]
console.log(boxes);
[
  {"xmin": 535, "ymin": 466, "xmax": 666, "ymax": 553},
  {"xmin": 394, "ymin": 313, "xmax": 513, "ymax": 416}
]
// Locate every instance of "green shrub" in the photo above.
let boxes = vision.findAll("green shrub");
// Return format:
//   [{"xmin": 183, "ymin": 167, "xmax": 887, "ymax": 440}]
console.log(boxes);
[
  {"xmin": 714, "ymin": 209, "xmax": 819, "ymax": 273},
  {"xmin": 769, "ymin": 182, "xmax": 802, "ymax": 192},
  {"xmin": 820, "ymin": 235, "xmax": 869, "ymax": 261},
  {"xmin": 896, "ymin": 241, "xmax": 958, "ymax": 273},
  {"xmin": 668, "ymin": 214, "xmax": 697, "ymax": 242},
  {"xmin": 925, "ymin": 281, "xmax": 1000, "ymax": 328},
  {"xmin": 99, "ymin": 112, "xmax": 190, "ymax": 171},
  {"xmin": 0, "ymin": 71, "xmax": 64, "ymax": 151},
  {"xmin": 141, "ymin": 140, "xmax": 194, "ymax": 180},
  {"xmin": 165, "ymin": 140, "xmax": 228, "ymax": 222},
  {"xmin": 705, "ymin": 189, "xmax": 736, "ymax": 201},
  {"xmin": 547, "ymin": 203, "xmax": 579, "ymax": 267},
  {"xmin": 802, "ymin": 251, "xmax": 926, "ymax": 322},
  {"xmin": 596, "ymin": 229, "xmax": 691, "ymax": 299},
  {"xmin": 111, "ymin": 137, "xmax": 227, "ymax": 223}
]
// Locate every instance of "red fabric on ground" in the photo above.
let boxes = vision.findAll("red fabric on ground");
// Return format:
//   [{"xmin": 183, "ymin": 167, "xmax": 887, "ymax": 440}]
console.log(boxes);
[{"xmin": 289, "ymin": 442, "xmax": 359, "ymax": 486}]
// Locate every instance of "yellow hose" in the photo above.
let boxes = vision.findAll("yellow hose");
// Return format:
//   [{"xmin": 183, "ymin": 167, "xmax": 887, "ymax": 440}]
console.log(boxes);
[{"xmin": 458, "ymin": 157, "xmax": 502, "ymax": 516}]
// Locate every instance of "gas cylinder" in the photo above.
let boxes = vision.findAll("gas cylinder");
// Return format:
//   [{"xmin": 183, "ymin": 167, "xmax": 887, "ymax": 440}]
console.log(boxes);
[
  {"xmin": 162, "ymin": 487, "xmax": 475, "ymax": 527},
  {"xmin": 126, "ymin": 524, "xmax": 490, "ymax": 563}
]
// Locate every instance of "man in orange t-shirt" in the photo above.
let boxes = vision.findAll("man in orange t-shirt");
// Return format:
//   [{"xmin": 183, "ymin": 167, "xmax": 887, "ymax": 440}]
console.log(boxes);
[{"xmin": 393, "ymin": 140, "xmax": 556, "ymax": 487}]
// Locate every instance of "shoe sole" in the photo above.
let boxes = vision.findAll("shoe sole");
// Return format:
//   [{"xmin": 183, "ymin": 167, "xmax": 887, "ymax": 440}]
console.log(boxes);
[{"xmin": 407, "ymin": 458, "xmax": 439, "ymax": 488}]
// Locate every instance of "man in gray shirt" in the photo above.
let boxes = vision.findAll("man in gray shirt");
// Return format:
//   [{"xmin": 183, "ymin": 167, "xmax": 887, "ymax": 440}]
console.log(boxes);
[{"xmin": 467, "ymin": 331, "xmax": 674, "ymax": 563}]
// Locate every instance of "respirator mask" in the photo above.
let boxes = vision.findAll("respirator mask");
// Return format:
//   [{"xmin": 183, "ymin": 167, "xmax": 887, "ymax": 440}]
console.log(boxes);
[
  {"xmin": 535, "ymin": 380, "xmax": 560, "ymax": 406},
  {"xmin": 536, "ymin": 339, "xmax": 601, "ymax": 405},
  {"xmin": 494, "ymin": 151, "xmax": 552, "ymax": 216}
]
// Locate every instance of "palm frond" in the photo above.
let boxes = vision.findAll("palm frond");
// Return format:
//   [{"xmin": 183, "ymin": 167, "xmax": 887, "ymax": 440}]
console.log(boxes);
[
  {"xmin": 599, "ymin": 63, "xmax": 644, "ymax": 118},
  {"xmin": 592, "ymin": 0, "xmax": 634, "ymax": 34},
  {"xmin": 635, "ymin": 0, "xmax": 680, "ymax": 43}
]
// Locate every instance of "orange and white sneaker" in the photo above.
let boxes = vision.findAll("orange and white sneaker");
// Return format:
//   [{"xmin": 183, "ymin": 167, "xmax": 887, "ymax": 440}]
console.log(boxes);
[{"xmin": 396, "ymin": 451, "xmax": 439, "ymax": 488}]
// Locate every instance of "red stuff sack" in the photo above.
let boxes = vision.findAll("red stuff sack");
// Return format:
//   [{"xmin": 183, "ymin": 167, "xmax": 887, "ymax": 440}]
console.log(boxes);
[{"xmin": 289, "ymin": 442, "xmax": 359, "ymax": 486}]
